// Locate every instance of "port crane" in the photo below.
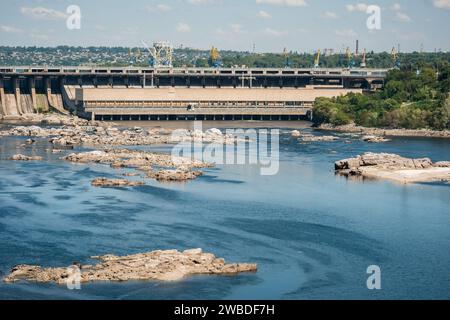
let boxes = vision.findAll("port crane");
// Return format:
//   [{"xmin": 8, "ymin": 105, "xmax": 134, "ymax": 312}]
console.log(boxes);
[
  {"xmin": 209, "ymin": 46, "xmax": 222, "ymax": 68},
  {"xmin": 360, "ymin": 49, "xmax": 367, "ymax": 68},
  {"xmin": 314, "ymin": 49, "xmax": 321, "ymax": 68},
  {"xmin": 283, "ymin": 47, "xmax": 290, "ymax": 68},
  {"xmin": 142, "ymin": 41, "xmax": 173, "ymax": 68},
  {"xmin": 345, "ymin": 47, "xmax": 355, "ymax": 69},
  {"xmin": 391, "ymin": 46, "xmax": 401, "ymax": 69}
]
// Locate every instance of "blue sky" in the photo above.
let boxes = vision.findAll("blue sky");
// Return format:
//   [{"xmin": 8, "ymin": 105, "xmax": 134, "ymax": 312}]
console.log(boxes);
[{"xmin": 0, "ymin": 0, "xmax": 449, "ymax": 52}]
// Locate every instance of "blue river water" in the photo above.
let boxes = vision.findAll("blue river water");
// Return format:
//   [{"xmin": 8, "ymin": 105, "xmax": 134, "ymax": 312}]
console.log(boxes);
[{"xmin": 0, "ymin": 123, "xmax": 449, "ymax": 300}]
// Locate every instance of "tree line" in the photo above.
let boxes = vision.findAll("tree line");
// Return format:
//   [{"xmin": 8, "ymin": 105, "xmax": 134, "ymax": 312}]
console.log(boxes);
[{"xmin": 313, "ymin": 63, "xmax": 450, "ymax": 130}]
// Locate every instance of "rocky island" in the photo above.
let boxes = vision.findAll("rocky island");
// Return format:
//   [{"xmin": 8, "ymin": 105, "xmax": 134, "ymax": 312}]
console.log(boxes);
[
  {"xmin": 3, "ymin": 249, "xmax": 257, "ymax": 283},
  {"xmin": 335, "ymin": 152, "xmax": 450, "ymax": 184}
]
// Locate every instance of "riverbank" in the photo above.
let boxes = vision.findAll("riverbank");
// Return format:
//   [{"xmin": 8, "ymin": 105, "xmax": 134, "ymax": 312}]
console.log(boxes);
[{"xmin": 317, "ymin": 123, "xmax": 450, "ymax": 139}]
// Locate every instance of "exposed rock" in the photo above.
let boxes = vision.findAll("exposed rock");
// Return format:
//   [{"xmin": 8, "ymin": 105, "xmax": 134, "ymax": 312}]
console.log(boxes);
[
  {"xmin": 122, "ymin": 172, "xmax": 139, "ymax": 177},
  {"xmin": 362, "ymin": 135, "xmax": 390, "ymax": 143},
  {"xmin": 335, "ymin": 152, "xmax": 450, "ymax": 184},
  {"xmin": 9, "ymin": 154, "xmax": 43, "ymax": 161},
  {"xmin": 291, "ymin": 130, "xmax": 301, "ymax": 137},
  {"xmin": 3, "ymin": 249, "xmax": 257, "ymax": 284},
  {"xmin": 91, "ymin": 178, "xmax": 144, "ymax": 188},
  {"xmin": 25, "ymin": 139, "xmax": 35, "ymax": 145},
  {"xmin": 149, "ymin": 169, "xmax": 203, "ymax": 182},
  {"xmin": 62, "ymin": 149, "xmax": 212, "ymax": 183},
  {"xmin": 300, "ymin": 134, "xmax": 339, "ymax": 142}
]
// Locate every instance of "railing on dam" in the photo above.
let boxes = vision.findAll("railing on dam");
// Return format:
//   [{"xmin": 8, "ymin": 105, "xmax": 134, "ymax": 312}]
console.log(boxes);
[{"xmin": 0, "ymin": 66, "xmax": 389, "ymax": 78}]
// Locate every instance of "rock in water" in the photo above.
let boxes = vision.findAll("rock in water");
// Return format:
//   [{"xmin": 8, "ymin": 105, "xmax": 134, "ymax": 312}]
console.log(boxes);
[
  {"xmin": 362, "ymin": 135, "xmax": 390, "ymax": 143},
  {"xmin": 291, "ymin": 130, "xmax": 301, "ymax": 137},
  {"xmin": 91, "ymin": 178, "xmax": 144, "ymax": 188},
  {"xmin": 3, "ymin": 249, "xmax": 257, "ymax": 284},
  {"xmin": 335, "ymin": 152, "xmax": 450, "ymax": 184},
  {"xmin": 9, "ymin": 154, "xmax": 43, "ymax": 161}
]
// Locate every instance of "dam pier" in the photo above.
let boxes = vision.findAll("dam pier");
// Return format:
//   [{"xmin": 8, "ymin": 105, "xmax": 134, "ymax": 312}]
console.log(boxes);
[{"xmin": 0, "ymin": 67, "xmax": 387, "ymax": 121}]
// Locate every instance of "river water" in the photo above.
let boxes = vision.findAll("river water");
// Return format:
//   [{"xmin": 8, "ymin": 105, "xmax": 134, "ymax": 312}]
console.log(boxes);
[{"xmin": 0, "ymin": 121, "xmax": 449, "ymax": 300}]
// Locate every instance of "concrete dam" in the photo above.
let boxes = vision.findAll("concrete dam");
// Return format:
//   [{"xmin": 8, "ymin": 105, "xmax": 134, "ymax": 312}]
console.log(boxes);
[{"xmin": 0, "ymin": 66, "xmax": 388, "ymax": 121}]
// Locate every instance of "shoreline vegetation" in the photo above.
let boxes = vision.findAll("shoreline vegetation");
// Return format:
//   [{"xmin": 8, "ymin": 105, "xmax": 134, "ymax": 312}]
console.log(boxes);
[
  {"xmin": 317, "ymin": 123, "xmax": 450, "ymax": 138},
  {"xmin": 312, "ymin": 64, "xmax": 450, "ymax": 133}
]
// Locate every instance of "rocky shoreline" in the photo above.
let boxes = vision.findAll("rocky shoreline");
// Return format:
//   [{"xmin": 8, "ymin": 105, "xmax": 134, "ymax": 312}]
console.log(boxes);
[
  {"xmin": 318, "ymin": 123, "xmax": 450, "ymax": 139},
  {"xmin": 335, "ymin": 152, "xmax": 450, "ymax": 184},
  {"xmin": 3, "ymin": 248, "xmax": 257, "ymax": 283},
  {"xmin": 0, "ymin": 114, "xmax": 238, "ymax": 183}
]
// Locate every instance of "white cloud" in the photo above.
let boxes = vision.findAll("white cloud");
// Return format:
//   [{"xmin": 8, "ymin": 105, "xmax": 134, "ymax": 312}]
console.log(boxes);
[
  {"xmin": 390, "ymin": 3, "xmax": 401, "ymax": 11},
  {"xmin": 231, "ymin": 24, "xmax": 245, "ymax": 34},
  {"xmin": 256, "ymin": 0, "xmax": 308, "ymax": 7},
  {"xmin": 20, "ymin": 7, "xmax": 67, "ymax": 20},
  {"xmin": 216, "ymin": 24, "xmax": 247, "ymax": 36},
  {"xmin": 188, "ymin": 0, "xmax": 213, "ymax": 5},
  {"xmin": 432, "ymin": 0, "xmax": 450, "ymax": 9},
  {"xmin": 395, "ymin": 12, "xmax": 412, "ymax": 22},
  {"xmin": 258, "ymin": 10, "xmax": 272, "ymax": 18},
  {"xmin": 264, "ymin": 27, "xmax": 288, "ymax": 37},
  {"xmin": 322, "ymin": 11, "xmax": 339, "ymax": 19},
  {"xmin": 335, "ymin": 29, "xmax": 358, "ymax": 37},
  {"xmin": 146, "ymin": 4, "xmax": 172, "ymax": 13},
  {"xmin": 0, "ymin": 25, "xmax": 23, "ymax": 33},
  {"xmin": 176, "ymin": 22, "xmax": 191, "ymax": 33},
  {"xmin": 346, "ymin": 3, "xmax": 368, "ymax": 12}
]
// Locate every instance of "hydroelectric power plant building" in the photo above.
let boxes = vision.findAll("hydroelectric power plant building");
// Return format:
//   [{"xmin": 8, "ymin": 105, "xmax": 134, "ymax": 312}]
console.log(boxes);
[{"xmin": 0, "ymin": 66, "xmax": 387, "ymax": 121}]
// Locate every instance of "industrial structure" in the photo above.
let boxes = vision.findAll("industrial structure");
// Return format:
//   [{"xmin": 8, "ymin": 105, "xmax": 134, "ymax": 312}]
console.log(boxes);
[{"xmin": 0, "ymin": 66, "xmax": 388, "ymax": 121}]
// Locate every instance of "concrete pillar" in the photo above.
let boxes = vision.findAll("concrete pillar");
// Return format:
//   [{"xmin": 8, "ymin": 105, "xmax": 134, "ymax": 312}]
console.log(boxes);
[
  {"xmin": 29, "ymin": 77, "xmax": 37, "ymax": 112},
  {"xmin": 0, "ymin": 78, "xmax": 5, "ymax": 116},
  {"xmin": 91, "ymin": 112, "xmax": 96, "ymax": 121},
  {"xmin": 45, "ymin": 77, "xmax": 52, "ymax": 112},
  {"xmin": 13, "ymin": 77, "xmax": 23, "ymax": 115}
]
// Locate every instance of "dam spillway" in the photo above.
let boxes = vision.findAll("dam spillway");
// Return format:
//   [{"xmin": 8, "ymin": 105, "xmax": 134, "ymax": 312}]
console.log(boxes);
[{"xmin": 0, "ymin": 66, "xmax": 388, "ymax": 121}]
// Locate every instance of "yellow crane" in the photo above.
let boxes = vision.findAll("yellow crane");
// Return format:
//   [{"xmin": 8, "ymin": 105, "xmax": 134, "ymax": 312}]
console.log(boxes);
[
  {"xmin": 210, "ymin": 46, "xmax": 220, "ymax": 61},
  {"xmin": 209, "ymin": 46, "xmax": 222, "ymax": 67},
  {"xmin": 314, "ymin": 49, "xmax": 321, "ymax": 68}
]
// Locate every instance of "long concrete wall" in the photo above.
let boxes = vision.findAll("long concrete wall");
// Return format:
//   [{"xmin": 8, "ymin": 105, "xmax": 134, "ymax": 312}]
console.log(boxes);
[{"xmin": 76, "ymin": 87, "xmax": 362, "ymax": 103}]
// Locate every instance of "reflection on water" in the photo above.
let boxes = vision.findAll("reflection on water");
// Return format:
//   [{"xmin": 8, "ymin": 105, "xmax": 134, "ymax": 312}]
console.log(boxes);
[{"xmin": 0, "ymin": 123, "xmax": 450, "ymax": 300}]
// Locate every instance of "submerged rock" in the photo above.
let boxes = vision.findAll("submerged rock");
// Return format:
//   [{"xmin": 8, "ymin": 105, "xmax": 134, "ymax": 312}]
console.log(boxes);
[
  {"xmin": 335, "ymin": 152, "xmax": 450, "ymax": 184},
  {"xmin": 362, "ymin": 135, "xmax": 390, "ymax": 143},
  {"xmin": 9, "ymin": 154, "xmax": 43, "ymax": 161},
  {"xmin": 3, "ymin": 249, "xmax": 257, "ymax": 284},
  {"xmin": 91, "ymin": 178, "xmax": 144, "ymax": 188}
]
